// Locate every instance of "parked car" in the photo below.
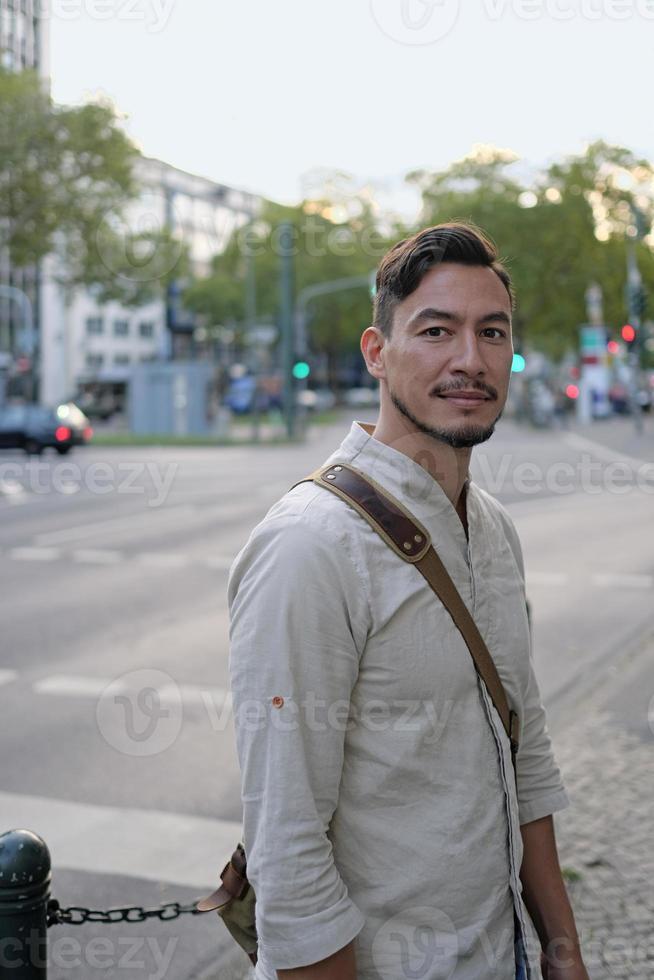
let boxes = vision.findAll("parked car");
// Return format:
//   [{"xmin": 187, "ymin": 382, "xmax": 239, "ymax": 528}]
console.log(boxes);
[
  {"xmin": 0, "ymin": 403, "xmax": 93, "ymax": 454},
  {"xmin": 296, "ymin": 388, "xmax": 337, "ymax": 412},
  {"xmin": 343, "ymin": 387, "xmax": 380, "ymax": 408}
]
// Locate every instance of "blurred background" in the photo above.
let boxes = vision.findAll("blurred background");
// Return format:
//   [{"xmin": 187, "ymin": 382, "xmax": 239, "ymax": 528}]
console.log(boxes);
[{"xmin": 1, "ymin": 3, "xmax": 653, "ymax": 979}]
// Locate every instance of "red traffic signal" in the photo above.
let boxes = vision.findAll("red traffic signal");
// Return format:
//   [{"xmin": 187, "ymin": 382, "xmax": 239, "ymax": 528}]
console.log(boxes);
[
  {"xmin": 607, "ymin": 340, "xmax": 619, "ymax": 355},
  {"xmin": 621, "ymin": 324, "xmax": 636, "ymax": 343}
]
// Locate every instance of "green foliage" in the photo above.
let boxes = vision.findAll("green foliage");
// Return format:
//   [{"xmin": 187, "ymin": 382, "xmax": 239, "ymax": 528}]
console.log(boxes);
[
  {"xmin": 410, "ymin": 142, "xmax": 654, "ymax": 358},
  {"xmin": 184, "ymin": 196, "xmax": 392, "ymax": 384},
  {"xmin": 0, "ymin": 67, "xmax": 185, "ymax": 303}
]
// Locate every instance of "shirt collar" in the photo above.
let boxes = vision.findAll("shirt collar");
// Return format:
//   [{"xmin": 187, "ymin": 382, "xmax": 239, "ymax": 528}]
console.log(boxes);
[{"xmin": 333, "ymin": 420, "xmax": 472, "ymax": 549}]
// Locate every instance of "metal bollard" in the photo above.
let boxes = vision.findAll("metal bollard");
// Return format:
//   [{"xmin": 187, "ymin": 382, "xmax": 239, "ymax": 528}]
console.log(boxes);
[{"xmin": 0, "ymin": 829, "xmax": 51, "ymax": 979}]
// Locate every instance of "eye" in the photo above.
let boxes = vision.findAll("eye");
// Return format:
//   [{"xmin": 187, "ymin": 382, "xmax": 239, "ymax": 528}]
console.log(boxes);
[
  {"xmin": 481, "ymin": 327, "xmax": 507, "ymax": 339},
  {"xmin": 422, "ymin": 326, "xmax": 447, "ymax": 337}
]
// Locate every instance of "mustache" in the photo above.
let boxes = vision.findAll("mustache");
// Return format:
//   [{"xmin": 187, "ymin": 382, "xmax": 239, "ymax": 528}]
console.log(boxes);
[{"xmin": 431, "ymin": 380, "xmax": 498, "ymax": 400}]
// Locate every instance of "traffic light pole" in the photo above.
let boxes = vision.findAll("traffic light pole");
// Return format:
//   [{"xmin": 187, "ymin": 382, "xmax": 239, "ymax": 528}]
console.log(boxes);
[
  {"xmin": 278, "ymin": 223, "xmax": 296, "ymax": 439},
  {"xmin": 626, "ymin": 239, "xmax": 644, "ymax": 435},
  {"xmin": 293, "ymin": 273, "xmax": 376, "ymax": 436}
]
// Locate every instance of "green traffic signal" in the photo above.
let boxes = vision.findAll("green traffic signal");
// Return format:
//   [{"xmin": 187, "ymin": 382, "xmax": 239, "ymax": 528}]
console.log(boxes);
[
  {"xmin": 511, "ymin": 353, "xmax": 526, "ymax": 373},
  {"xmin": 292, "ymin": 361, "xmax": 310, "ymax": 380}
]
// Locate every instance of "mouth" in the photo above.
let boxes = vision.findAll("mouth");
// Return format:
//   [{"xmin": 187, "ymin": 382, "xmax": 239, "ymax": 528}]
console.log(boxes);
[{"xmin": 436, "ymin": 391, "xmax": 493, "ymax": 407}]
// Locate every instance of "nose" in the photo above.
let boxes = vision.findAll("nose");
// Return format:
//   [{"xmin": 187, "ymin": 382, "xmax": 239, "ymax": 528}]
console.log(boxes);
[{"xmin": 448, "ymin": 329, "xmax": 486, "ymax": 378}]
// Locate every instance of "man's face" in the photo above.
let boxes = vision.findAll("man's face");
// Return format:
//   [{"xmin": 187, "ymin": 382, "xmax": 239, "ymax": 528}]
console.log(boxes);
[{"xmin": 374, "ymin": 263, "xmax": 514, "ymax": 449}]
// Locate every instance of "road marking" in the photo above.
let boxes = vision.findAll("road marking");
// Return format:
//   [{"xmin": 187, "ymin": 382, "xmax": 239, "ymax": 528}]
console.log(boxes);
[
  {"xmin": 178, "ymin": 684, "xmax": 232, "ymax": 709},
  {"xmin": 30, "ymin": 674, "xmax": 233, "ymax": 709},
  {"xmin": 34, "ymin": 675, "xmax": 112, "ymax": 697},
  {"xmin": 563, "ymin": 433, "xmax": 654, "ymax": 478},
  {"xmin": 1, "ymin": 547, "xmax": 236, "ymax": 570},
  {"xmin": 0, "ymin": 669, "xmax": 17, "ymax": 687},
  {"xmin": 137, "ymin": 552, "xmax": 191, "ymax": 569},
  {"xmin": 10, "ymin": 546, "xmax": 61, "ymax": 561},
  {"xmin": 35, "ymin": 504, "xmax": 196, "ymax": 547},
  {"xmin": 592, "ymin": 573, "xmax": 653, "ymax": 590},
  {"xmin": 0, "ymin": 479, "xmax": 27, "ymax": 505},
  {"xmin": 205, "ymin": 555, "xmax": 235, "ymax": 571},
  {"xmin": 527, "ymin": 572, "xmax": 569, "ymax": 586},
  {"xmin": 0, "ymin": 791, "xmax": 242, "ymax": 889},
  {"xmin": 72, "ymin": 548, "xmax": 123, "ymax": 564}
]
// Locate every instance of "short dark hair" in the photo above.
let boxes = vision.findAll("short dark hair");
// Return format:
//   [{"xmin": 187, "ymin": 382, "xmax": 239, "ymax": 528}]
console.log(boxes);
[{"xmin": 373, "ymin": 222, "xmax": 514, "ymax": 337}]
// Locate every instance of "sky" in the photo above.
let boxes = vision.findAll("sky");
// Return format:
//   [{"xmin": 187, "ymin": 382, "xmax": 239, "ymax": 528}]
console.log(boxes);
[{"xmin": 50, "ymin": 0, "xmax": 654, "ymax": 215}]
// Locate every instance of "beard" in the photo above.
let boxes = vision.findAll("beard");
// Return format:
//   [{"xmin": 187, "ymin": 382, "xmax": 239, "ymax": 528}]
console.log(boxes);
[{"xmin": 390, "ymin": 389, "xmax": 501, "ymax": 449}]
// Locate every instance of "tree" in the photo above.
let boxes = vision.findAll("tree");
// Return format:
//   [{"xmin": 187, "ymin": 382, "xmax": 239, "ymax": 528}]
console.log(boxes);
[
  {"xmin": 407, "ymin": 141, "xmax": 654, "ymax": 359},
  {"xmin": 184, "ymin": 192, "xmax": 390, "ymax": 389},
  {"xmin": 0, "ymin": 67, "xmax": 185, "ymax": 303}
]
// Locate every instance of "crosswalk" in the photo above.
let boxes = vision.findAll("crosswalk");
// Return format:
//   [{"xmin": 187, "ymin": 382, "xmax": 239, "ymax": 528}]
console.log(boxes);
[
  {"xmin": 0, "ymin": 790, "xmax": 241, "ymax": 890},
  {"xmin": 2, "ymin": 541, "xmax": 651, "ymax": 590},
  {"xmin": 1, "ymin": 545, "xmax": 235, "ymax": 570},
  {"xmin": 0, "ymin": 671, "xmax": 239, "ymax": 888}
]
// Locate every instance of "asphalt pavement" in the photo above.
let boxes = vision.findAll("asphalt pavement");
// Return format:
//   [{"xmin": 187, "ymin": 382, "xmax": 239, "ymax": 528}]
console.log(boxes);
[{"xmin": 0, "ymin": 409, "xmax": 652, "ymax": 979}]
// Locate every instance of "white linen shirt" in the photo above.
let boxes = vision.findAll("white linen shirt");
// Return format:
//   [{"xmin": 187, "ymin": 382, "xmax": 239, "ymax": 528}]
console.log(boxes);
[{"xmin": 228, "ymin": 421, "xmax": 569, "ymax": 980}]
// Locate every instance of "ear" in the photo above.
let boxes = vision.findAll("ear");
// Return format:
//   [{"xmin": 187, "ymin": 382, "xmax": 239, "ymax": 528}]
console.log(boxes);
[{"xmin": 360, "ymin": 325, "xmax": 387, "ymax": 382}]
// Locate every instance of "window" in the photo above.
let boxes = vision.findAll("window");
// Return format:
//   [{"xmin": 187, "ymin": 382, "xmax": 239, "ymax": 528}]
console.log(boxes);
[
  {"xmin": 113, "ymin": 319, "xmax": 129, "ymax": 337},
  {"xmin": 0, "ymin": 406, "xmax": 27, "ymax": 429},
  {"xmin": 113, "ymin": 354, "xmax": 130, "ymax": 366},
  {"xmin": 86, "ymin": 316, "xmax": 104, "ymax": 335},
  {"xmin": 86, "ymin": 353, "xmax": 104, "ymax": 369},
  {"xmin": 139, "ymin": 321, "xmax": 154, "ymax": 338}
]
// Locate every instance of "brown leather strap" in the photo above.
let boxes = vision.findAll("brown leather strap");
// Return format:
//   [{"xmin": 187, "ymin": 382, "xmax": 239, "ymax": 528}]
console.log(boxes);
[
  {"xmin": 196, "ymin": 844, "xmax": 249, "ymax": 912},
  {"xmin": 293, "ymin": 462, "xmax": 519, "ymax": 755}
]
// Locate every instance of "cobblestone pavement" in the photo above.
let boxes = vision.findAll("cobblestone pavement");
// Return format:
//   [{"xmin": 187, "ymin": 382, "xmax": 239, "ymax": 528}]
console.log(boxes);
[{"xmin": 552, "ymin": 648, "xmax": 654, "ymax": 979}]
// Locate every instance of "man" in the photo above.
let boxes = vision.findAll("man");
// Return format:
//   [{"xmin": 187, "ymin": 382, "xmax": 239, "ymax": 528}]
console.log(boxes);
[{"xmin": 228, "ymin": 223, "xmax": 588, "ymax": 980}]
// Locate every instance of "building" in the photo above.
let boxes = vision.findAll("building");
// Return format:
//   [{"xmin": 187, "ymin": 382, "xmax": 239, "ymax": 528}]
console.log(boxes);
[
  {"xmin": 0, "ymin": 0, "xmax": 49, "ymax": 399},
  {"xmin": 40, "ymin": 157, "xmax": 260, "ymax": 411}
]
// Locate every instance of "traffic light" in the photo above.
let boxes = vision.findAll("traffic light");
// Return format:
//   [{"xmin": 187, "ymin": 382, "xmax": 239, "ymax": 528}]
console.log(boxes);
[
  {"xmin": 292, "ymin": 360, "xmax": 310, "ymax": 380},
  {"xmin": 511, "ymin": 353, "xmax": 526, "ymax": 373},
  {"xmin": 607, "ymin": 340, "xmax": 619, "ymax": 355},
  {"xmin": 621, "ymin": 324, "xmax": 636, "ymax": 344}
]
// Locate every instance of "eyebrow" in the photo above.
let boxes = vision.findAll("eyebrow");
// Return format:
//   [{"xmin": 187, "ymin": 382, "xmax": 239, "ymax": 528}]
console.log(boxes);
[{"xmin": 409, "ymin": 307, "xmax": 512, "ymax": 328}]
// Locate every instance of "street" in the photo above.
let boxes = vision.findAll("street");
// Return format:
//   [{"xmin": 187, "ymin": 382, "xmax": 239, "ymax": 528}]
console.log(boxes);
[{"xmin": 1, "ymin": 412, "xmax": 653, "ymax": 979}]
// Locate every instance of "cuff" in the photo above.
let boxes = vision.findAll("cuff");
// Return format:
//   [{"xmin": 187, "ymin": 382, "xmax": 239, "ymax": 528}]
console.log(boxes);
[
  {"xmin": 518, "ymin": 787, "xmax": 570, "ymax": 825},
  {"xmin": 259, "ymin": 894, "xmax": 366, "ymax": 971}
]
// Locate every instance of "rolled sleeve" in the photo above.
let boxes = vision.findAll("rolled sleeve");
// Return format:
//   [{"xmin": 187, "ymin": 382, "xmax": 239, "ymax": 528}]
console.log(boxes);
[
  {"xmin": 516, "ymin": 653, "xmax": 570, "ymax": 825},
  {"xmin": 228, "ymin": 509, "xmax": 368, "ymax": 970}
]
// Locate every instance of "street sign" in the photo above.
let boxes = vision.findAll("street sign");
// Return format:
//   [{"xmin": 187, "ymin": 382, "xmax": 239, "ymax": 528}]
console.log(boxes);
[{"xmin": 578, "ymin": 324, "xmax": 610, "ymax": 420}]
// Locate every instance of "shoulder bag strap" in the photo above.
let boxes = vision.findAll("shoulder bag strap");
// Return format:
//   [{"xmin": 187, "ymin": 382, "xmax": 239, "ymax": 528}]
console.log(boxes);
[{"xmin": 292, "ymin": 461, "xmax": 519, "ymax": 758}]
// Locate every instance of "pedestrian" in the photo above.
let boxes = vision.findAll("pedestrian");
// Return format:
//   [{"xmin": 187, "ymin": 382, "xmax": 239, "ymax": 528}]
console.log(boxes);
[{"xmin": 227, "ymin": 223, "xmax": 589, "ymax": 980}]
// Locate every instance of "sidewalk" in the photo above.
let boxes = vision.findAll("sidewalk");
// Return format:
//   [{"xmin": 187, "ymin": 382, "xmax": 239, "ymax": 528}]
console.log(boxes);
[{"xmin": 551, "ymin": 634, "xmax": 654, "ymax": 979}]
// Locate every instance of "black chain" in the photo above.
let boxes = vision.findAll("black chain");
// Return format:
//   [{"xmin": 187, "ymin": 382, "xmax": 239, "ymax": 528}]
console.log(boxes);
[{"xmin": 47, "ymin": 897, "xmax": 205, "ymax": 927}]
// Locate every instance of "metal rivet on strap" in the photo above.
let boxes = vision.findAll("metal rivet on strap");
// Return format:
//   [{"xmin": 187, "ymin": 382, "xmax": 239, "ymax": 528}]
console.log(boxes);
[
  {"xmin": 414, "ymin": 534, "xmax": 423, "ymax": 544},
  {"xmin": 333, "ymin": 466, "xmax": 342, "ymax": 471},
  {"xmin": 326, "ymin": 474, "xmax": 336, "ymax": 480},
  {"xmin": 403, "ymin": 541, "xmax": 412, "ymax": 551}
]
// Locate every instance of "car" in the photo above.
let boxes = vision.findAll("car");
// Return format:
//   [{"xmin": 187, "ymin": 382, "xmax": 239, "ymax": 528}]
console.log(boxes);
[
  {"xmin": 0, "ymin": 403, "xmax": 93, "ymax": 455},
  {"xmin": 296, "ymin": 388, "xmax": 337, "ymax": 412},
  {"xmin": 343, "ymin": 387, "xmax": 380, "ymax": 408}
]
